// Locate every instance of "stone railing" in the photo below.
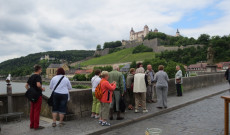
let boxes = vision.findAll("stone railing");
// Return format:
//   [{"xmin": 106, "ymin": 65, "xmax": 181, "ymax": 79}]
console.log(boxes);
[{"xmin": 0, "ymin": 73, "xmax": 226, "ymax": 119}]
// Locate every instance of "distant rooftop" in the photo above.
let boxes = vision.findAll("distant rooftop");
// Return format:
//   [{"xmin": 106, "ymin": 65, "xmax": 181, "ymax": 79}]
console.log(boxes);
[{"xmin": 47, "ymin": 64, "xmax": 64, "ymax": 68}]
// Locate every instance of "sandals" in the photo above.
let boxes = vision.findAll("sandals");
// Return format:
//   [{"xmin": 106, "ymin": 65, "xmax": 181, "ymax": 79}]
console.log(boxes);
[
  {"xmin": 52, "ymin": 123, "xmax": 56, "ymax": 127},
  {"xmin": 52, "ymin": 122, "xmax": 65, "ymax": 127},
  {"xmin": 59, "ymin": 122, "xmax": 65, "ymax": 127}
]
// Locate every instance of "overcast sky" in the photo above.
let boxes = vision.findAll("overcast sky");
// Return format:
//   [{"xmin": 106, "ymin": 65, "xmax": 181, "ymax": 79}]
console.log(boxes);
[{"xmin": 0, "ymin": 0, "xmax": 229, "ymax": 63}]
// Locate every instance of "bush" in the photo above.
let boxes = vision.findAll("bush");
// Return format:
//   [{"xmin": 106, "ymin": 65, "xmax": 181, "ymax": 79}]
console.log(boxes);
[
  {"xmin": 72, "ymin": 85, "xmax": 90, "ymax": 89},
  {"xmin": 190, "ymin": 73, "xmax": 197, "ymax": 76},
  {"xmin": 143, "ymin": 58, "xmax": 167, "ymax": 72},
  {"xmin": 88, "ymin": 66, "xmax": 113, "ymax": 80},
  {"xmin": 132, "ymin": 45, "xmax": 153, "ymax": 54},
  {"xmin": 73, "ymin": 74, "xmax": 87, "ymax": 81},
  {"xmin": 109, "ymin": 48, "xmax": 122, "ymax": 54},
  {"xmin": 143, "ymin": 58, "xmax": 185, "ymax": 78},
  {"xmin": 130, "ymin": 60, "xmax": 137, "ymax": 68}
]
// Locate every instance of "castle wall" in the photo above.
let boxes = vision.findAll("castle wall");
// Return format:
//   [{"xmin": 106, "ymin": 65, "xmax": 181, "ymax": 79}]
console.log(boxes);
[
  {"xmin": 95, "ymin": 39, "xmax": 204, "ymax": 57},
  {"xmin": 94, "ymin": 48, "xmax": 110, "ymax": 56}
]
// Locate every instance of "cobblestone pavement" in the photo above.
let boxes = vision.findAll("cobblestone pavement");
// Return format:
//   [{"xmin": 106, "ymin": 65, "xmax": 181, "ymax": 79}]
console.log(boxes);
[
  {"xmin": 0, "ymin": 83, "xmax": 229, "ymax": 135},
  {"xmin": 102, "ymin": 92, "xmax": 229, "ymax": 135}
]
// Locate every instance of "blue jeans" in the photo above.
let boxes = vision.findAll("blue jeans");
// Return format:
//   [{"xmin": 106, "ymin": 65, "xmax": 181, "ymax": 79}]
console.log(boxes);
[{"xmin": 52, "ymin": 92, "xmax": 68, "ymax": 114}]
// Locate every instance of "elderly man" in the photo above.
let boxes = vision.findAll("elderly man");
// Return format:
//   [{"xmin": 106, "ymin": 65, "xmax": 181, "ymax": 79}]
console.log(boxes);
[
  {"xmin": 109, "ymin": 65, "xmax": 124, "ymax": 120},
  {"xmin": 145, "ymin": 64, "xmax": 156, "ymax": 103},
  {"xmin": 175, "ymin": 65, "xmax": 183, "ymax": 96}
]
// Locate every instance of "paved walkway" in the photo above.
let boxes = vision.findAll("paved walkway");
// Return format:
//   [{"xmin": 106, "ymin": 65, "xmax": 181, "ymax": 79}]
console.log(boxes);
[
  {"xmin": 0, "ymin": 82, "xmax": 229, "ymax": 135},
  {"xmin": 103, "ymin": 91, "xmax": 229, "ymax": 135}
]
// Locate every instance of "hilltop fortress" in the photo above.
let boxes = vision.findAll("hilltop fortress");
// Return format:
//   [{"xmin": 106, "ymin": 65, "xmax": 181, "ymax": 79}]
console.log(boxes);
[
  {"xmin": 128, "ymin": 25, "xmax": 180, "ymax": 42},
  {"xmin": 95, "ymin": 25, "xmax": 202, "ymax": 56}
]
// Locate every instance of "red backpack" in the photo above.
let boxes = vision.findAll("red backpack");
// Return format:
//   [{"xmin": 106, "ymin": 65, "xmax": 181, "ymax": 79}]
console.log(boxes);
[{"xmin": 95, "ymin": 80, "xmax": 105, "ymax": 100}]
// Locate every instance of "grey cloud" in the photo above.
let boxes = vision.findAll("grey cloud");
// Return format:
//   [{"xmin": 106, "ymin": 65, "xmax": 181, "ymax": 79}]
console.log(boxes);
[
  {"xmin": 40, "ymin": 23, "xmax": 65, "ymax": 39},
  {"xmin": 0, "ymin": 0, "xmax": 229, "ymax": 63},
  {"xmin": 0, "ymin": 17, "xmax": 34, "ymax": 34}
]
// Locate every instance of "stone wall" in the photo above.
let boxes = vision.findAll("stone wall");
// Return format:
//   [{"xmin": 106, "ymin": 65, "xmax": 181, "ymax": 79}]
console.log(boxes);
[
  {"xmin": 95, "ymin": 38, "xmax": 204, "ymax": 57},
  {"xmin": 167, "ymin": 72, "xmax": 225, "ymax": 95},
  {"xmin": 94, "ymin": 48, "xmax": 110, "ymax": 56},
  {"xmin": 0, "ymin": 73, "xmax": 226, "ymax": 119},
  {"xmin": 0, "ymin": 93, "xmax": 52, "ymax": 118}
]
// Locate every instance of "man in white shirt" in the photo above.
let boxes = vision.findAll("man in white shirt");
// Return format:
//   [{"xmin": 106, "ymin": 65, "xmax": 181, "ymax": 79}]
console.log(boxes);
[
  {"xmin": 91, "ymin": 69, "xmax": 101, "ymax": 119},
  {"xmin": 175, "ymin": 66, "xmax": 183, "ymax": 96}
]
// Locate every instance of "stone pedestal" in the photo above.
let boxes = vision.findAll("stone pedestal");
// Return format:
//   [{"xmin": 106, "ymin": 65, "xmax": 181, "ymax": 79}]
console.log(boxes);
[
  {"xmin": 7, "ymin": 84, "xmax": 13, "ymax": 113},
  {"xmin": 206, "ymin": 65, "xmax": 217, "ymax": 72}
]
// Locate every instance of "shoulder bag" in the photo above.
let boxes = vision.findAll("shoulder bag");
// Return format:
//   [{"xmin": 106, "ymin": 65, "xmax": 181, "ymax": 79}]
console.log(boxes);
[
  {"xmin": 48, "ymin": 76, "xmax": 65, "ymax": 106},
  {"xmin": 25, "ymin": 87, "xmax": 40, "ymax": 103},
  {"xmin": 25, "ymin": 75, "xmax": 41, "ymax": 103}
]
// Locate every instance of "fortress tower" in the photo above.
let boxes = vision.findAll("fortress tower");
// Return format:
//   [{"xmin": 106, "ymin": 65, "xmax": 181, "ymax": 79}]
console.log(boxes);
[
  {"xmin": 176, "ymin": 29, "xmax": 180, "ymax": 37},
  {"xmin": 129, "ymin": 25, "xmax": 150, "ymax": 41}
]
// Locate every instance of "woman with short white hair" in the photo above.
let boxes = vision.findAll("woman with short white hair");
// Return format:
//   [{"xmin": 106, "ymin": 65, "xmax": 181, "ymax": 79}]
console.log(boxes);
[{"xmin": 133, "ymin": 67, "xmax": 148, "ymax": 113}]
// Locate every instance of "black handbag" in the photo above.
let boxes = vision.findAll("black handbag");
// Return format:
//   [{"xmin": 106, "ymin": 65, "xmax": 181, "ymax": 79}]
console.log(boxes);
[
  {"xmin": 25, "ymin": 87, "xmax": 40, "ymax": 103},
  {"xmin": 119, "ymin": 97, "xmax": 126, "ymax": 113},
  {"xmin": 48, "ymin": 76, "xmax": 65, "ymax": 106}
]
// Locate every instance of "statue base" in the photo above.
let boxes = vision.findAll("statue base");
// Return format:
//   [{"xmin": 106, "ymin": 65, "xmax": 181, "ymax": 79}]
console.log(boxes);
[{"xmin": 206, "ymin": 65, "xmax": 217, "ymax": 72}]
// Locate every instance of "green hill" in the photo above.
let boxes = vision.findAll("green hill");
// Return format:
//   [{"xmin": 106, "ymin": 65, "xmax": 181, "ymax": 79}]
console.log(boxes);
[
  {"xmin": 0, "ymin": 50, "xmax": 94, "ymax": 76},
  {"xmin": 81, "ymin": 48, "xmax": 155, "ymax": 66}
]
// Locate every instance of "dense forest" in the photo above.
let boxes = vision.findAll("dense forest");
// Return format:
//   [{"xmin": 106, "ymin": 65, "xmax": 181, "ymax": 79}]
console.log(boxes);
[
  {"xmin": 145, "ymin": 32, "xmax": 212, "ymax": 46},
  {"xmin": 156, "ymin": 35, "xmax": 230, "ymax": 65},
  {"xmin": 0, "ymin": 50, "xmax": 94, "ymax": 77}
]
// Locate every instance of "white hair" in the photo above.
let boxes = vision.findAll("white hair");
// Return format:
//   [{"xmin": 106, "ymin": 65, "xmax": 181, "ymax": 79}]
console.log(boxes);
[
  {"xmin": 113, "ymin": 65, "xmax": 119, "ymax": 71},
  {"xmin": 101, "ymin": 71, "xmax": 109, "ymax": 78},
  {"xmin": 135, "ymin": 67, "xmax": 145, "ymax": 73}
]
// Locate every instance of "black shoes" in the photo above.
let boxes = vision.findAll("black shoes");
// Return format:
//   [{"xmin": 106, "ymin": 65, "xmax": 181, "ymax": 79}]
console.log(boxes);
[{"xmin": 34, "ymin": 126, "xmax": 44, "ymax": 130}]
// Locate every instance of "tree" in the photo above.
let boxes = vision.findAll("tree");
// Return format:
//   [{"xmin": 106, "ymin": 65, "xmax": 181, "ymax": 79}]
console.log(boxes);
[
  {"xmin": 130, "ymin": 60, "xmax": 136, "ymax": 68},
  {"xmin": 132, "ymin": 45, "xmax": 153, "ymax": 54},
  {"xmin": 145, "ymin": 32, "xmax": 167, "ymax": 40},
  {"xmin": 197, "ymin": 34, "xmax": 210, "ymax": 45},
  {"xmin": 96, "ymin": 44, "xmax": 102, "ymax": 51},
  {"xmin": 103, "ymin": 41, "xmax": 122, "ymax": 49}
]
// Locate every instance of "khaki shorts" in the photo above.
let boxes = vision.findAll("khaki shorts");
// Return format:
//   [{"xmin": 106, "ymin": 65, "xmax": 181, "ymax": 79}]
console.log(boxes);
[{"xmin": 100, "ymin": 102, "xmax": 110, "ymax": 120}]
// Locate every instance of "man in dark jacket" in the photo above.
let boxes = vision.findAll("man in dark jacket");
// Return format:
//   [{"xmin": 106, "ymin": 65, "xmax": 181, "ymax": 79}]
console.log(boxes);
[{"xmin": 225, "ymin": 64, "xmax": 230, "ymax": 85}]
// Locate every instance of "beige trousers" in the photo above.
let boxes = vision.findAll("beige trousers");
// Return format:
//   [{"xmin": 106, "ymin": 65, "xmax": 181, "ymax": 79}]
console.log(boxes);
[{"xmin": 134, "ymin": 92, "xmax": 146, "ymax": 110}]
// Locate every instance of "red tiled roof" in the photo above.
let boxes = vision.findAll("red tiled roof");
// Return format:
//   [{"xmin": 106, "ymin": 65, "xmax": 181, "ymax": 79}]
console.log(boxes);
[
  {"xmin": 75, "ymin": 69, "xmax": 93, "ymax": 74},
  {"xmin": 222, "ymin": 62, "xmax": 230, "ymax": 67},
  {"xmin": 188, "ymin": 63, "xmax": 207, "ymax": 69}
]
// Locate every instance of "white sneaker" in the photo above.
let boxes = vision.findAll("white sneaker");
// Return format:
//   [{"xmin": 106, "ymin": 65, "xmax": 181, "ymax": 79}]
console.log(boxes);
[
  {"xmin": 143, "ymin": 109, "xmax": 148, "ymax": 113},
  {"xmin": 99, "ymin": 120, "xmax": 103, "ymax": 124},
  {"xmin": 135, "ymin": 109, "xmax": 139, "ymax": 113},
  {"xmin": 91, "ymin": 114, "xmax": 95, "ymax": 118},
  {"xmin": 95, "ymin": 115, "xmax": 100, "ymax": 119}
]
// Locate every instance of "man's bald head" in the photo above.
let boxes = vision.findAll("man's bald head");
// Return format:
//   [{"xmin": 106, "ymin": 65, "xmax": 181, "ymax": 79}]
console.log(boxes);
[{"xmin": 147, "ymin": 64, "xmax": 152, "ymax": 70}]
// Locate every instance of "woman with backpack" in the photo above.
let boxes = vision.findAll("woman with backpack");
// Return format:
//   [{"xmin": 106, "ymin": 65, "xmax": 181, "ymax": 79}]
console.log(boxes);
[
  {"xmin": 99, "ymin": 71, "xmax": 116, "ymax": 126},
  {"xmin": 49, "ymin": 68, "xmax": 72, "ymax": 127}
]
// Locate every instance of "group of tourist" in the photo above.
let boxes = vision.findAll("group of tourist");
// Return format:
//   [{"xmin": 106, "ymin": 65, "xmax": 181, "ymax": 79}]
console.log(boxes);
[
  {"xmin": 91, "ymin": 63, "xmax": 184, "ymax": 126},
  {"xmin": 25, "ymin": 65, "xmax": 72, "ymax": 130},
  {"xmin": 24, "ymin": 62, "xmax": 184, "ymax": 129}
]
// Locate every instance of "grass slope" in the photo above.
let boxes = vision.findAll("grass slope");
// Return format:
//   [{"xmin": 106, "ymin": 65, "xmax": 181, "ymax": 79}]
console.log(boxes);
[{"xmin": 81, "ymin": 48, "xmax": 155, "ymax": 66}]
